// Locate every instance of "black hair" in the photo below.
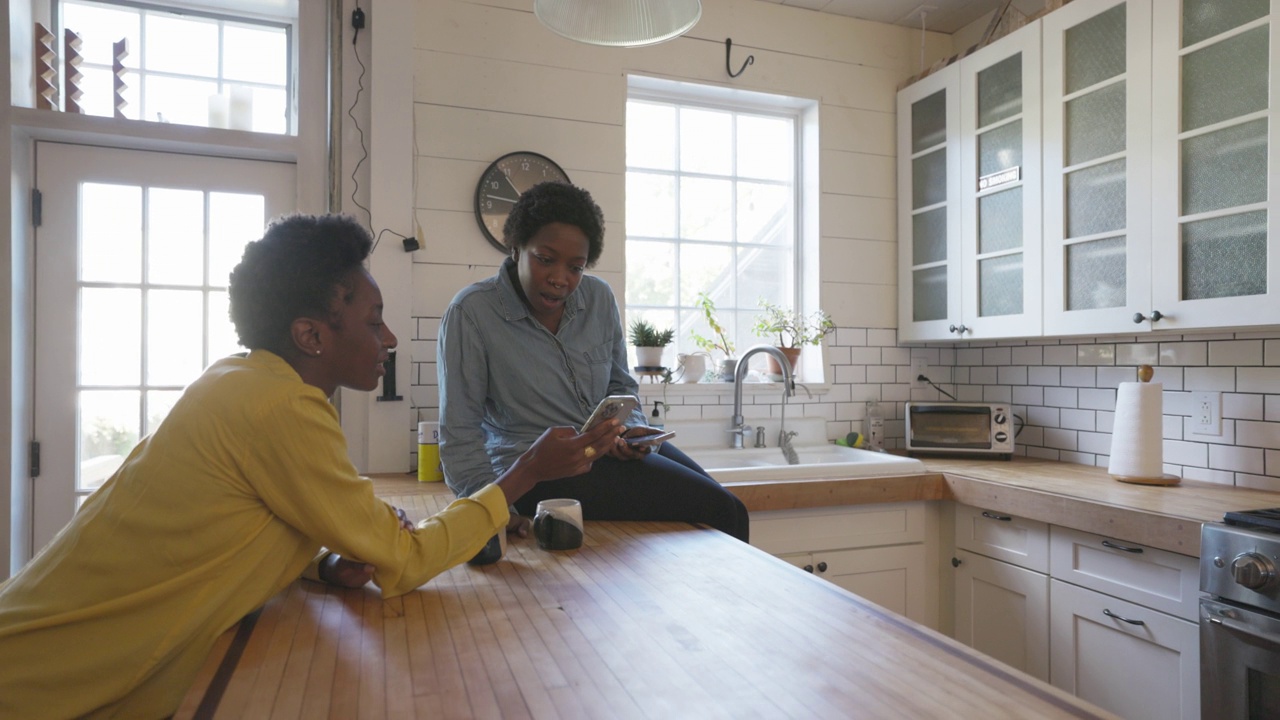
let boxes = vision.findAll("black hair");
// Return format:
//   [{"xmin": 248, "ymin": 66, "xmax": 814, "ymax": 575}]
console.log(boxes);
[
  {"xmin": 228, "ymin": 213, "xmax": 373, "ymax": 356},
  {"xmin": 502, "ymin": 182, "xmax": 605, "ymax": 266}
]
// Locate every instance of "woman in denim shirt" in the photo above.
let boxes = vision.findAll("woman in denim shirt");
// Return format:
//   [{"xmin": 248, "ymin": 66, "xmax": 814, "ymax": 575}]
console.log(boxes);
[{"xmin": 438, "ymin": 182, "xmax": 749, "ymax": 544}]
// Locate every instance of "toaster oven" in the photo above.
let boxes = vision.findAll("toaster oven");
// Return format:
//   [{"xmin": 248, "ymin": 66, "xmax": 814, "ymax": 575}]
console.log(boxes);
[{"xmin": 905, "ymin": 402, "xmax": 1013, "ymax": 459}]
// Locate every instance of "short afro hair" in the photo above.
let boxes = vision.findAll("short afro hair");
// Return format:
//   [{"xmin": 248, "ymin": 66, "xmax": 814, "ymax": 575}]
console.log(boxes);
[
  {"xmin": 228, "ymin": 213, "xmax": 373, "ymax": 356},
  {"xmin": 502, "ymin": 182, "xmax": 605, "ymax": 267}
]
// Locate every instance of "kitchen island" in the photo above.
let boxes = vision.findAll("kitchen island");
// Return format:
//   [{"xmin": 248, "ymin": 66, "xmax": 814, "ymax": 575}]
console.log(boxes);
[{"xmin": 177, "ymin": 485, "xmax": 1112, "ymax": 719}]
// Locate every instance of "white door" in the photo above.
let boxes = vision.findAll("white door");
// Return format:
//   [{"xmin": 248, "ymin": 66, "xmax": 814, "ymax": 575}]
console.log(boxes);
[
  {"xmin": 32, "ymin": 142, "xmax": 296, "ymax": 552},
  {"xmin": 953, "ymin": 549, "xmax": 1049, "ymax": 681}
]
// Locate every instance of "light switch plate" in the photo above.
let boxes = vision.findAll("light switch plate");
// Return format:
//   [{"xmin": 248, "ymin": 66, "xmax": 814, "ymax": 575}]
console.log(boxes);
[{"xmin": 1191, "ymin": 391, "xmax": 1222, "ymax": 436}]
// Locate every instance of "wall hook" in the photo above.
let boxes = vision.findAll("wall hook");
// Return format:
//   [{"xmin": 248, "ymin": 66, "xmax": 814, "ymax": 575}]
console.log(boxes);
[{"xmin": 725, "ymin": 38, "xmax": 754, "ymax": 78}]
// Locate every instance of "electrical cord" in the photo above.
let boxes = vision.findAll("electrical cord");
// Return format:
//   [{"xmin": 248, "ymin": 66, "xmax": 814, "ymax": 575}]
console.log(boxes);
[{"xmin": 917, "ymin": 374, "xmax": 957, "ymax": 401}]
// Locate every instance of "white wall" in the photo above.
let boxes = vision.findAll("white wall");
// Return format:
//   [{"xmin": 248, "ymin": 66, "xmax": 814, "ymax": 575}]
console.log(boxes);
[{"xmin": 399, "ymin": 0, "xmax": 951, "ymax": 456}]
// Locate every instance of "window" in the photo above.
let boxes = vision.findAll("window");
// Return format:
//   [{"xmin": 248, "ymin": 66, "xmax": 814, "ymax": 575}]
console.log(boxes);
[
  {"xmin": 625, "ymin": 78, "xmax": 816, "ymax": 375},
  {"xmin": 58, "ymin": 0, "xmax": 292, "ymax": 133}
]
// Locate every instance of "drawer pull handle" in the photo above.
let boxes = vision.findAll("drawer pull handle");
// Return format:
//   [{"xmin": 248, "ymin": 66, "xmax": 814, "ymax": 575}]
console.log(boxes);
[
  {"xmin": 981, "ymin": 511, "xmax": 1012, "ymax": 522},
  {"xmin": 1101, "ymin": 540, "xmax": 1144, "ymax": 554},
  {"xmin": 803, "ymin": 565, "xmax": 814, "ymax": 573},
  {"xmin": 1103, "ymin": 608, "xmax": 1145, "ymax": 626},
  {"xmin": 816, "ymin": 562, "xmax": 828, "ymax": 573}
]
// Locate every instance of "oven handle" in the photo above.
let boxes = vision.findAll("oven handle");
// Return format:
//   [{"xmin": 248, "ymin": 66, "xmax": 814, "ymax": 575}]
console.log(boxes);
[
  {"xmin": 1208, "ymin": 615, "xmax": 1280, "ymax": 648},
  {"xmin": 1103, "ymin": 608, "xmax": 1145, "ymax": 626}
]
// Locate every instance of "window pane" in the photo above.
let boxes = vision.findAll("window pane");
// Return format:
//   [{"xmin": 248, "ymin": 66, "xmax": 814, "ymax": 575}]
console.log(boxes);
[
  {"xmin": 737, "ymin": 182, "xmax": 792, "ymax": 246},
  {"xmin": 1064, "ymin": 3, "xmax": 1125, "ymax": 95},
  {"xmin": 249, "ymin": 86, "xmax": 288, "ymax": 135},
  {"xmin": 1067, "ymin": 159, "xmax": 1126, "ymax": 238},
  {"xmin": 627, "ymin": 102, "xmax": 677, "ymax": 171},
  {"xmin": 145, "ymin": 13, "xmax": 218, "ymax": 77},
  {"xmin": 1182, "ymin": 26, "xmax": 1269, "ymax": 132},
  {"xmin": 1182, "ymin": 119, "xmax": 1268, "ymax": 215},
  {"xmin": 207, "ymin": 290, "xmax": 243, "ymax": 362},
  {"xmin": 1182, "ymin": 211, "xmax": 1268, "ymax": 300},
  {"xmin": 626, "ymin": 240, "xmax": 677, "ymax": 306},
  {"xmin": 73, "ymin": 66, "xmax": 117, "ymax": 118},
  {"xmin": 223, "ymin": 24, "xmax": 287, "ymax": 85},
  {"xmin": 979, "ymin": 253, "xmax": 1023, "ymax": 317},
  {"xmin": 738, "ymin": 246, "xmax": 792, "ymax": 311},
  {"xmin": 1066, "ymin": 81, "xmax": 1126, "ymax": 166},
  {"xmin": 143, "ymin": 75, "xmax": 219, "ymax": 126},
  {"xmin": 680, "ymin": 177, "xmax": 732, "ymax": 241},
  {"xmin": 912, "ymin": 90, "xmax": 947, "ymax": 153},
  {"xmin": 913, "ymin": 207, "xmax": 947, "ymax": 265},
  {"xmin": 62, "ymin": 2, "xmax": 141, "ymax": 67},
  {"xmin": 737, "ymin": 115, "xmax": 792, "ymax": 180},
  {"xmin": 81, "ymin": 183, "xmax": 142, "ymax": 283},
  {"xmin": 146, "ymin": 389, "xmax": 182, "ymax": 436},
  {"xmin": 678, "ymin": 243, "xmax": 732, "ymax": 306},
  {"xmin": 148, "ymin": 188, "xmax": 205, "ymax": 286},
  {"xmin": 977, "ymin": 54, "xmax": 1022, "ymax": 128},
  {"xmin": 148, "ymin": 289, "xmax": 204, "ymax": 385},
  {"xmin": 627, "ymin": 172, "xmax": 676, "ymax": 238},
  {"xmin": 209, "ymin": 192, "xmax": 265, "ymax": 287},
  {"xmin": 1067, "ymin": 236, "xmax": 1126, "ymax": 310},
  {"xmin": 79, "ymin": 389, "xmax": 139, "ymax": 491},
  {"xmin": 680, "ymin": 108, "xmax": 732, "ymax": 175},
  {"xmin": 1183, "ymin": 0, "xmax": 1268, "ymax": 48},
  {"xmin": 81, "ymin": 288, "xmax": 141, "ymax": 385}
]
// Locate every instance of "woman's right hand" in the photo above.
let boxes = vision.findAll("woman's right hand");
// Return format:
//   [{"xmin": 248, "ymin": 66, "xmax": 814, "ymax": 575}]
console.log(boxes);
[{"xmin": 495, "ymin": 420, "xmax": 621, "ymax": 505}]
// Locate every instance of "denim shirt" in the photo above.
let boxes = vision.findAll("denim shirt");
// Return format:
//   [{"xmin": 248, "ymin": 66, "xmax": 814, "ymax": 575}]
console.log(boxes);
[{"xmin": 437, "ymin": 259, "xmax": 645, "ymax": 498}]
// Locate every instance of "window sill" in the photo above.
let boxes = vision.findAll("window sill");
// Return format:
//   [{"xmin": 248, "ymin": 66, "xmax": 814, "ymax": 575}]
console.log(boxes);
[{"xmin": 635, "ymin": 381, "xmax": 832, "ymax": 400}]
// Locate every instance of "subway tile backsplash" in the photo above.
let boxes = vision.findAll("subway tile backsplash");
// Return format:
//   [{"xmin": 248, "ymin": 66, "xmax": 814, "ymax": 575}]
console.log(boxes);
[{"xmin": 407, "ymin": 317, "xmax": 1280, "ymax": 492}]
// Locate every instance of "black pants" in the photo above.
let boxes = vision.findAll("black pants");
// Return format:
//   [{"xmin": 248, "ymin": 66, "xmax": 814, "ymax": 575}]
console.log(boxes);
[{"xmin": 513, "ymin": 442, "xmax": 750, "ymax": 542}]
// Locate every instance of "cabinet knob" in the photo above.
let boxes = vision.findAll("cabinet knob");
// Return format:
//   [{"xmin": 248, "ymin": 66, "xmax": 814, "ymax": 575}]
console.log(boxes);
[
  {"xmin": 951, "ymin": 557, "xmax": 962, "ymax": 568},
  {"xmin": 1132, "ymin": 311, "xmax": 1165, "ymax": 324},
  {"xmin": 803, "ymin": 564, "xmax": 814, "ymax": 573},
  {"xmin": 816, "ymin": 561, "xmax": 828, "ymax": 573},
  {"xmin": 948, "ymin": 324, "xmax": 969, "ymax": 334}
]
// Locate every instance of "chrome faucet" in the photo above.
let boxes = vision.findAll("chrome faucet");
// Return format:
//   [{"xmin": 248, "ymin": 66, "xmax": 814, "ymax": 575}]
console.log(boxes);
[{"xmin": 729, "ymin": 345, "xmax": 795, "ymax": 448}]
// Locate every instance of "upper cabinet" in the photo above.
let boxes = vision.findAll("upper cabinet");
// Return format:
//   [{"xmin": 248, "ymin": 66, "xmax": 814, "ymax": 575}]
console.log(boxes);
[
  {"xmin": 898, "ymin": 0, "xmax": 1280, "ymax": 341},
  {"xmin": 1152, "ymin": 0, "xmax": 1280, "ymax": 330},
  {"xmin": 1042, "ymin": 0, "xmax": 1153, "ymax": 336}
]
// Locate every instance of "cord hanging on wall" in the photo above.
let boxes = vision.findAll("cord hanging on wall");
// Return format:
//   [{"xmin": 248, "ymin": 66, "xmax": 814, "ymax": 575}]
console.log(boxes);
[{"xmin": 725, "ymin": 38, "xmax": 753, "ymax": 78}]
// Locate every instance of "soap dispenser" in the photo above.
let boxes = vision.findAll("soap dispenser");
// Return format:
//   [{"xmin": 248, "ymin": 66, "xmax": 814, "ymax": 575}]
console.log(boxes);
[{"xmin": 650, "ymin": 401, "xmax": 666, "ymax": 430}]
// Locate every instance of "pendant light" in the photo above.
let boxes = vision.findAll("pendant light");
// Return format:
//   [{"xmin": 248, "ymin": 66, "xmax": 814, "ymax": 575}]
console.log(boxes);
[{"xmin": 534, "ymin": 0, "xmax": 702, "ymax": 48}]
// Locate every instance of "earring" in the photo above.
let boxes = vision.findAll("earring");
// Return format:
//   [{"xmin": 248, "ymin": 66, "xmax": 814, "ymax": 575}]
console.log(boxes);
[{"xmin": 315, "ymin": 349, "xmax": 321, "ymax": 356}]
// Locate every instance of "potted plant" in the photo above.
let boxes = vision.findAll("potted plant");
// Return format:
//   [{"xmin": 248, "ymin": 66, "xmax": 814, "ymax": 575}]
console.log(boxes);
[
  {"xmin": 752, "ymin": 300, "xmax": 835, "ymax": 377},
  {"xmin": 690, "ymin": 292, "xmax": 737, "ymax": 381},
  {"xmin": 628, "ymin": 319, "xmax": 675, "ymax": 368}
]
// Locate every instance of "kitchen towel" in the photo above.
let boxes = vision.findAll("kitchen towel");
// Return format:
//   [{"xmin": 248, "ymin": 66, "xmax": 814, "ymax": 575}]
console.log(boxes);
[{"xmin": 1108, "ymin": 380, "xmax": 1166, "ymax": 481}]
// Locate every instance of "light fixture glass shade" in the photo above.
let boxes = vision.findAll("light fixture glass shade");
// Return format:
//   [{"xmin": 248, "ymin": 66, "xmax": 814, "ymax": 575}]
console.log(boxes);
[{"xmin": 534, "ymin": 0, "xmax": 702, "ymax": 47}]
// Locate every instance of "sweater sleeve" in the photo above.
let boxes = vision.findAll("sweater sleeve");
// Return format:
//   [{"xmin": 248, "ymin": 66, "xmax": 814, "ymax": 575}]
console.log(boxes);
[
  {"xmin": 240, "ymin": 390, "xmax": 508, "ymax": 598},
  {"xmin": 437, "ymin": 302, "xmax": 502, "ymax": 498}
]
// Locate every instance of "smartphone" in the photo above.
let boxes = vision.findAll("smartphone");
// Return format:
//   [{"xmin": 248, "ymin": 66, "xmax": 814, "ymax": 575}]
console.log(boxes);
[
  {"xmin": 581, "ymin": 395, "xmax": 639, "ymax": 433},
  {"xmin": 624, "ymin": 430, "xmax": 676, "ymax": 447}
]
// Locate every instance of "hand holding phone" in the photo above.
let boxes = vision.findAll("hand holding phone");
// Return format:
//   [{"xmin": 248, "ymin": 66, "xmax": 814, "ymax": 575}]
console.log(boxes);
[
  {"xmin": 623, "ymin": 430, "xmax": 676, "ymax": 447},
  {"xmin": 581, "ymin": 395, "xmax": 639, "ymax": 433}
]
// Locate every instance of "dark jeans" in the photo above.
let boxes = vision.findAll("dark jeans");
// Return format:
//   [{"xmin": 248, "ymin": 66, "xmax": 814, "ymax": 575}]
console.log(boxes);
[{"xmin": 513, "ymin": 442, "xmax": 749, "ymax": 542}]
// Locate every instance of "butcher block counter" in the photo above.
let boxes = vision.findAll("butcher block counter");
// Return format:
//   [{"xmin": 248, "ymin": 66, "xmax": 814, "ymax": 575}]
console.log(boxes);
[{"xmin": 177, "ymin": 482, "xmax": 1112, "ymax": 719}]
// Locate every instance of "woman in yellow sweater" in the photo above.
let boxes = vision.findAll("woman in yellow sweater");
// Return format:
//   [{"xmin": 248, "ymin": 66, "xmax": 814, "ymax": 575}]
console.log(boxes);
[{"xmin": 0, "ymin": 214, "xmax": 621, "ymax": 719}]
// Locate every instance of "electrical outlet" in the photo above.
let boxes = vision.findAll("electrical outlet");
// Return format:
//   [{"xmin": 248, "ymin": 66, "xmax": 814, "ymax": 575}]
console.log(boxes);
[
  {"xmin": 910, "ymin": 358, "xmax": 928, "ymax": 389},
  {"xmin": 1191, "ymin": 390, "xmax": 1222, "ymax": 436}
]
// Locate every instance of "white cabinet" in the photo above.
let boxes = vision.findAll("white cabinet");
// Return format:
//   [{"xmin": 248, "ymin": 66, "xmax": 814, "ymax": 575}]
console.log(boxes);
[
  {"xmin": 1042, "ymin": 0, "xmax": 1155, "ymax": 336},
  {"xmin": 1151, "ymin": 2, "xmax": 1280, "ymax": 330},
  {"xmin": 950, "ymin": 505, "xmax": 1050, "ymax": 681},
  {"xmin": 1049, "ymin": 525, "xmax": 1200, "ymax": 622},
  {"xmin": 1049, "ymin": 580, "xmax": 1199, "ymax": 720},
  {"xmin": 751, "ymin": 502, "xmax": 939, "ymax": 629}
]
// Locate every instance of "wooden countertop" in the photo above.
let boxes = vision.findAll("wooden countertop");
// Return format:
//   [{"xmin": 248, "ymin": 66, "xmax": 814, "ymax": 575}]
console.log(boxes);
[{"xmin": 177, "ymin": 487, "xmax": 1113, "ymax": 719}]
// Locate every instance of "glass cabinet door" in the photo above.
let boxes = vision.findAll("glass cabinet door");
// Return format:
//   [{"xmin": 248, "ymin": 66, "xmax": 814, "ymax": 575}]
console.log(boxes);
[
  {"xmin": 898, "ymin": 64, "xmax": 962, "ymax": 342},
  {"xmin": 1043, "ymin": 0, "xmax": 1153, "ymax": 336},
  {"xmin": 959, "ymin": 25, "xmax": 1042, "ymax": 339},
  {"xmin": 1152, "ymin": 0, "xmax": 1280, "ymax": 329}
]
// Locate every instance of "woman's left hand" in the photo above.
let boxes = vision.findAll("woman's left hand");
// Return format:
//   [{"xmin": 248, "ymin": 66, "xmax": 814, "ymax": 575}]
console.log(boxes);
[
  {"xmin": 319, "ymin": 553, "xmax": 376, "ymax": 588},
  {"xmin": 609, "ymin": 426, "xmax": 662, "ymax": 460}
]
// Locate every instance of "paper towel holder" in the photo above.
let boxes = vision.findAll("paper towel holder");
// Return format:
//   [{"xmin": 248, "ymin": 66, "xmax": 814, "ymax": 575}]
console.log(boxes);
[{"xmin": 1110, "ymin": 365, "xmax": 1181, "ymax": 486}]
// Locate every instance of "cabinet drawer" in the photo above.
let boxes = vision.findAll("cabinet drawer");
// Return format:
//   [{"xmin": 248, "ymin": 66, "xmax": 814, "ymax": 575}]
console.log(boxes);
[
  {"xmin": 1049, "ymin": 526, "xmax": 1199, "ymax": 622},
  {"xmin": 750, "ymin": 502, "xmax": 927, "ymax": 556},
  {"xmin": 954, "ymin": 504, "xmax": 1049, "ymax": 572}
]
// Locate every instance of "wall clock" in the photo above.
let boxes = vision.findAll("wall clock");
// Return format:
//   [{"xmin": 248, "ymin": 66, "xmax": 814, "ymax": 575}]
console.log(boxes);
[{"xmin": 474, "ymin": 151, "xmax": 571, "ymax": 253}]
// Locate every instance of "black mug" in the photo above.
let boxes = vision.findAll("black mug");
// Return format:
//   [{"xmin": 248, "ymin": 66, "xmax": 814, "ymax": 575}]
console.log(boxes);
[{"xmin": 532, "ymin": 499, "xmax": 584, "ymax": 551}]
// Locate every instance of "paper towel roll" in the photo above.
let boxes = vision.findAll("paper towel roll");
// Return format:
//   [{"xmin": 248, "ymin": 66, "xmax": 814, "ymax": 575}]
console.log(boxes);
[{"xmin": 1108, "ymin": 381, "xmax": 1164, "ymax": 480}]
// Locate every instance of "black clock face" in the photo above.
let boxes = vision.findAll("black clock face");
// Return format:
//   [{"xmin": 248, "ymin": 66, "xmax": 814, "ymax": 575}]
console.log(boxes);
[{"xmin": 474, "ymin": 151, "xmax": 571, "ymax": 253}]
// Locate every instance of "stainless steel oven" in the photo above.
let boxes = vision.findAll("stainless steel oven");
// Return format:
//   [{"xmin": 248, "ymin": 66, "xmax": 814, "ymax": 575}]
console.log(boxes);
[{"xmin": 1201, "ymin": 517, "xmax": 1280, "ymax": 719}]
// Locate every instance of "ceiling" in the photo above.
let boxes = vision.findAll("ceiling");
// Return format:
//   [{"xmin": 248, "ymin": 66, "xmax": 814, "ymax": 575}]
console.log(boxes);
[{"xmin": 758, "ymin": 0, "xmax": 1048, "ymax": 34}]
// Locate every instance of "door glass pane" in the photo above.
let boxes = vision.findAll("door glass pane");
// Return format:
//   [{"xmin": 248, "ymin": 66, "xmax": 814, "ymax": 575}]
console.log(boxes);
[
  {"xmin": 912, "ymin": 89, "xmax": 947, "ymax": 152},
  {"xmin": 979, "ymin": 186, "xmax": 1023, "ymax": 254},
  {"xmin": 913, "ymin": 148, "xmax": 947, "ymax": 209},
  {"xmin": 209, "ymin": 192, "xmax": 265, "ymax": 287},
  {"xmin": 80, "ymin": 287, "xmax": 141, "ymax": 385},
  {"xmin": 913, "ymin": 266, "xmax": 947, "ymax": 322},
  {"xmin": 81, "ymin": 183, "xmax": 142, "ymax": 283},
  {"xmin": 1065, "ymin": 3, "xmax": 1126, "ymax": 94},
  {"xmin": 1067, "ymin": 236, "xmax": 1127, "ymax": 310},
  {"xmin": 1182, "ymin": 210, "xmax": 1268, "ymax": 300},
  {"xmin": 1182, "ymin": 119, "xmax": 1268, "ymax": 215},
  {"xmin": 79, "ymin": 389, "xmax": 140, "ymax": 491},
  {"xmin": 1067, "ymin": 159, "xmax": 1127, "ymax": 238},
  {"xmin": 980, "ymin": 253, "xmax": 1024, "ymax": 317},
  {"xmin": 148, "ymin": 188, "xmax": 204, "ymax": 286},
  {"xmin": 1066, "ymin": 82, "xmax": 1126, "ymax": 166},
  {"xmin": 913, "ymin": 207, "xmax": 947, "ymax": 265},
  {"xmin": 1183, "ymin": 0, "xmax": 1269, "ymax": 48},
  {"xmin": 977, "ymin": 54, "xmax": 1022, "ymax": 128},
  {"xmin": 148, "ymin": 289, "xmax": 204, "ymax": 385},
  {"xmin": 979, "ymin": 120, "xmax": 1022, "ymax": 177},
  {"xmin": 737, "ymin": 182, "xmax": 792, "ymax": 245},
  {"xmin": 1183, "ymin": 26, "xmax": 1269, "ymax": 132}
]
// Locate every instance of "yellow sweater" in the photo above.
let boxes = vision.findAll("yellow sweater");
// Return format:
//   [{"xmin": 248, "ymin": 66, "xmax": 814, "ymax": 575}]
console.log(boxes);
[{"xmin": 0, "ymin": 350, "xmax": 508, "ymax": 719}]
